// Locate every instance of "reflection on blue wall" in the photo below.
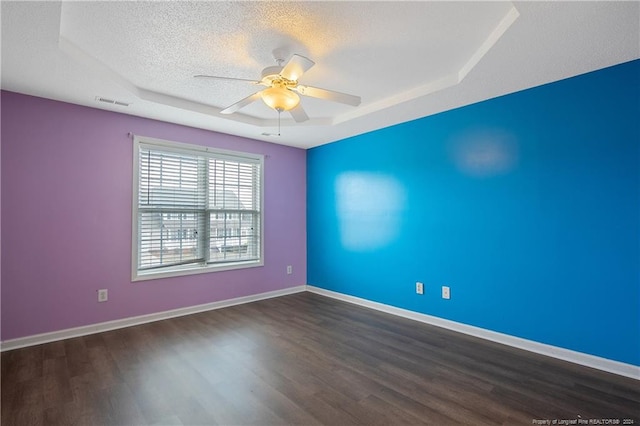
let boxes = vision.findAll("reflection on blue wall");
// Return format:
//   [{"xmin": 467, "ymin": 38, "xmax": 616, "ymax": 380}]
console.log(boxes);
[
  {"xmin": 335, "ymin": 172, "xmax": 406, "ymax": 251},
  {"xmin": 307, "ymin": 60, "xmax": 640, "ymax": 366}
]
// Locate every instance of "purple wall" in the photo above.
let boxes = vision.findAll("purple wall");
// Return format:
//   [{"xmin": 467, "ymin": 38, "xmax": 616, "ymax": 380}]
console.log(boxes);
[{"xmin": 0, "ymin": 90, "xmax": 307, "ymax": 341}]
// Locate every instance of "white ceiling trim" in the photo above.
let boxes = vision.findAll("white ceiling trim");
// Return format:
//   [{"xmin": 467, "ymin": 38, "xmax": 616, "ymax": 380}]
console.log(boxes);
[
  {"xmin": 458, "ymin": 6, "xmax": 520, "ymax": 81},
  {"xmin": 59, "ymin": 35, "xmax": 259, "ymax": 126},
  {"xmin": 339, "ymin": 5, "xmax": 520, "ymax": 126}
]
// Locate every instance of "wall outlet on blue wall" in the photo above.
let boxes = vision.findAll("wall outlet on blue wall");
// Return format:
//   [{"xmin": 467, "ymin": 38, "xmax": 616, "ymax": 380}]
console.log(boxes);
[
  {"xmin": 416, "ymin": 282, "xmax": 424, "ymax": 295},
  {"xmin": 442, "ymin": 286, "xmax": 450, "ymax": 300}
]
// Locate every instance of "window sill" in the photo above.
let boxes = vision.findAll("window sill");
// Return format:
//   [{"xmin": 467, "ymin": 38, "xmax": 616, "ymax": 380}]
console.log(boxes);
[{"xmin": 132, "ymin": 259, "xmax": 263, "ymax": 282}]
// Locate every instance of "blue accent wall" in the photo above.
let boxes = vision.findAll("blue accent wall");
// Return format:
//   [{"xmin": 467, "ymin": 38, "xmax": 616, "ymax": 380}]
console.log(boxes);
[{"xmin": 307, "ymin": 60, "xmax": 640, "ymax": 366}]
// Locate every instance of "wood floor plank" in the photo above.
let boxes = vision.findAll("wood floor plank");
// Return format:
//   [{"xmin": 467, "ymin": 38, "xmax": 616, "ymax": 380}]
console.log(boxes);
[
  {"xmin": 42, "ymin": 356, "xmax": 73, "ymax": 410},
  {"xmin": 2, "ymin": 376, "xmax": 44, "ymax": 426},
  {"xmin": 2, "ymin": 292, "xmax": 639, "ymax": 425}
]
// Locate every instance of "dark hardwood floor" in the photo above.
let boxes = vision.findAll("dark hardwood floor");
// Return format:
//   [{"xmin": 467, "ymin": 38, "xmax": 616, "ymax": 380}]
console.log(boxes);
[{"xmin": 2, "ymin": 292, "xmax": 638, "ymax": 425}]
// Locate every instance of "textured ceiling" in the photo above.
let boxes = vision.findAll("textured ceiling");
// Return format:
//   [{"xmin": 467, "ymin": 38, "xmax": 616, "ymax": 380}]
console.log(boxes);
[{"xmin": 2, "ymin": 1, "xmax": 639, "ymax": 149}]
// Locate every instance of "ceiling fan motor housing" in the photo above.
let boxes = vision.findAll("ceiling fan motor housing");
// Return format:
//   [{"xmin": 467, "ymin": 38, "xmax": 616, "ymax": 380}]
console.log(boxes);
[{"xmin": 261, "ymin": 66, "xmax": 284, "ymax": 81}]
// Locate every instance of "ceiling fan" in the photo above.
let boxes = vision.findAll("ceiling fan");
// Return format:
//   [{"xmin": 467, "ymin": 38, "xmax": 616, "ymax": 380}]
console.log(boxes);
[{"xmin": 195, "ymin": 52, "xmax": 361, "ymax": 123}]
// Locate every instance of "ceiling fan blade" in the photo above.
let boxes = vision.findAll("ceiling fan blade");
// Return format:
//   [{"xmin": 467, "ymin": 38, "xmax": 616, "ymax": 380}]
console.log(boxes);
[
  {"xmin": 220, "ymin": 91, "xmax": 263, "ymax": 114},
  {"xmin": 289, "ymin": 103, "xmax": 309, "ymax": 123},
  {"xmin": 295, "ymin": 85, "xmax": 361, "ymax": 106},
  {"xmin": 280, "ymin": 54, "xmax": 315, "ymax": 81},
  {"xmin": 194, "ymin": 75, "xmax": 260, "ymax": 84}
]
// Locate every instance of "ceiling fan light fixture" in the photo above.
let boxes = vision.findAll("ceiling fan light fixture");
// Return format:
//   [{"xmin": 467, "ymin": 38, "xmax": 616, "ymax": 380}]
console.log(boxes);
[{"xmin": 261, "ymin": 86, "xmax": 300, "ymax": 112}]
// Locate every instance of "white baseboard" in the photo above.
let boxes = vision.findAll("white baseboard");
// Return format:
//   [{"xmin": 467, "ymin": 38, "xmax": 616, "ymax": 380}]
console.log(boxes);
[
  {"xmin": 0, "ymin": 285, "xmax": 306, "ymax": 352},
  {"xmin": 306, "ymin": 285, "xmax": 640, "ymax": 380},
  {"xmin": 3, "ymin": 284, "xmax": 638, "ymax": 381}
]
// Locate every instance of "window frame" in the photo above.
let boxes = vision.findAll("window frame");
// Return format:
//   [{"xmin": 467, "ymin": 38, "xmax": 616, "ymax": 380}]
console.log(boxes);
[{"xmin": 131, "ymin": 135, "xmax": 264, "ymax": 282}]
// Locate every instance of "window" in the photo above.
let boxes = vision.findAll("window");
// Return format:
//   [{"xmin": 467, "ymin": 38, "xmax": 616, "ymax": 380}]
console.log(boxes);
[{"xmin": 132, "ymin": 136, "xmax": 263, "ymax": 281}]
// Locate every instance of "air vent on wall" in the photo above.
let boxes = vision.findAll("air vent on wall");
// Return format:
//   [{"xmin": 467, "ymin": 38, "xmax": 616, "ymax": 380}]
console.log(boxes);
[{"xmin": 95, "ymin": 96, "xmax": 130, "ymax": 107}]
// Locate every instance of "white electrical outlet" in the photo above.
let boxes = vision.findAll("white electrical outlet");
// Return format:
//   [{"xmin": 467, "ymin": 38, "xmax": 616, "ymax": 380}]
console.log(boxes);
[
  {"xmin": 442, "ymin": 286, "xmax": 450, "ymax": 300},
  {"xmin": 98, "ymin": 289, "xmax": 108, "ymax": 302},
  {"xmin": 416, "ymin": 282, "xmax": 424, "ymax": 295},
  {"xmin": 286, "ymin": 265, "xmax": 292, "ymax": 275}
]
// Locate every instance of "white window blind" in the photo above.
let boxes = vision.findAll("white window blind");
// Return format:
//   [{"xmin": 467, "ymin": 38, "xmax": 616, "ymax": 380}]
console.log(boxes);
[{"xmin": 132, "ymin": 136, "xmax": 263, "ymax": 280}]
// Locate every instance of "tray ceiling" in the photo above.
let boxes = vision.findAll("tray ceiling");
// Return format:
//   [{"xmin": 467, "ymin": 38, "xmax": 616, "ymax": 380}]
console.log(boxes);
[{"xmin": 2, "ymin": 1, "xmax": 639, "ymax": 148}]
